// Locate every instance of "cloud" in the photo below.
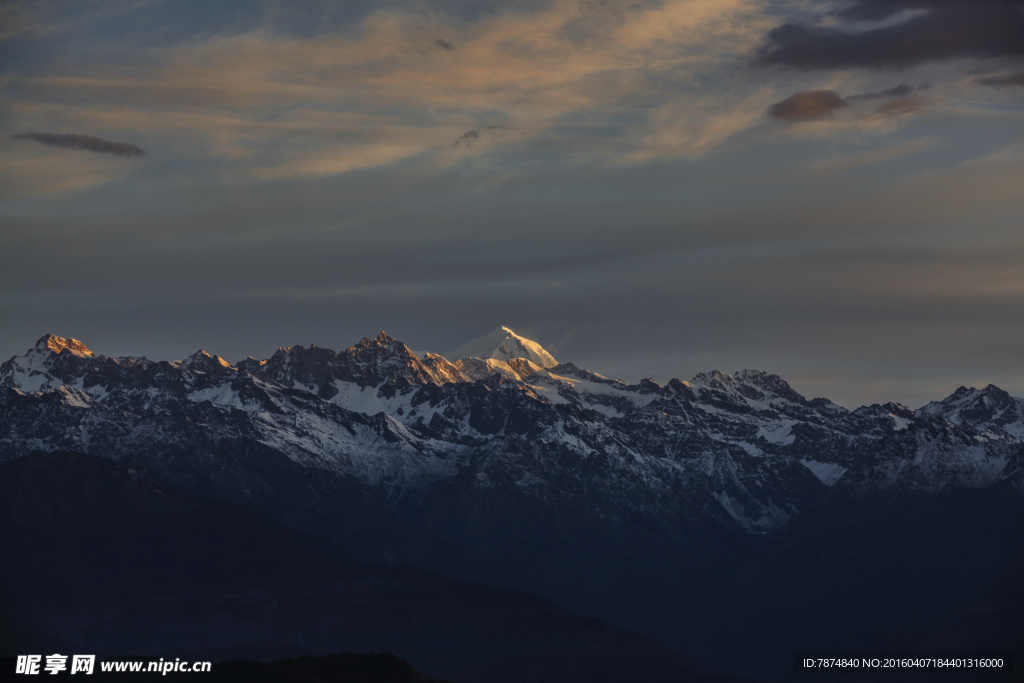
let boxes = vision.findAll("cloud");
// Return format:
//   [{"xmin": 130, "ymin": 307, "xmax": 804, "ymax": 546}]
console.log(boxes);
[
  {"xmin": 874, "ymin": 96, "xmax": 927, "ymax": 117},
  {"xmin": 3, "ymin": 0, "xmax": 774, "ymax": 185},
  {"xmin": 484, "ymin": 124, "xmax": 525, "ymax": 136},
  {"xmin": 835, "ymin": 0, "xmax": 1020, "ymax": 22},
  {"xmin": 849, "ymin": 83, "xmax": 912, "ymax": 100},
  {"xmin": 847, "ymin": 82, "xmax": 931, "ymax": 100},
  {"xmin": 0, "ymin": 0, "xmax": 163, "ymax": 41},
  {"xmin": 453, "ymin": 130, "xmax": 482, "ymax": 147},
  {"xmin": 0, "ymin": 140, "xmax": 134, "ymax": 198},
  {"xmin": 452, "ymin": 125, "xmax": 526, "ymax": 147},
  {"xmin": 757, "ymin": 2, "xmax": 1024, "ymax": 70},
  {"xmin": 976, "ymin": 71, "xmax": 1024, "ymax": 87},
  {"xmin": 11, "ymin": 132, "xmax": 147, "ymax": 157},
  {"xmin": 765, "ymin": 84, "xmax": 932, "ymax": 122},
  {"xmin": 812, "ymin": 138, "xmax": 938, "ymax": 174},
  {"xmin": 766, "ymin": 90, "xmax": 847, "ymax": 121}
]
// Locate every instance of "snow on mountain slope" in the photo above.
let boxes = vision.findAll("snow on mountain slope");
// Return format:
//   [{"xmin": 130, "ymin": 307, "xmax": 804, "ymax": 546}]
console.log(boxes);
[
  {"xmin": 0, "ymin": 334, "xmax": 469, "ymax": 492},
  {"xmin": 2, "ymin": 332, "xmax": 1022, "ymax": 534},
  {"xmin": 800, "ymin": 459, "xmax": 848, "ymax": 486},
  {"xmin": 0, "ymin": 334, "xmax": 94, "ymax": 392},
  {"xmin": 918, "ymin": 384, "xmax": 1024, "ymax": 438},
  {"xmin": 455, "ymin": 357, "xmax": 532, "ymax": 382},
  {"xmin": 443, "ymin": 327, "xmax": 558, "ymax": 368}
]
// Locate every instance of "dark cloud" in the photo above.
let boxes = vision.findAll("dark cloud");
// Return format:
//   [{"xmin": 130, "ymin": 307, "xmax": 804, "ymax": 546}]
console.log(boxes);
[
  {"xmin": 847, "ymin": 83, "xmax": 931, "ymax": 100},
  {"xmin": 836, "ymin": 0, "xmax": 1022, "ymax": 21},
  {"xmin": 435, "ymin": 38, "xmax": 454, "ymax": 50},
  {"xmin": 976, "ymin": 71, "xmax": 1024, "ymax": 87},
  {"xmin": 766, "ymin": 90, "xmax": 848, "ymax": 121},
  {"xmin": 453, "ymin": 130, "xmax": 481, "ymax": 147},
  {"xmin": 757, "ymin": 2, "xmax": 1024, "ymax": 70},
  {"xmin": 453, "ymin": 126, "xmax": 526, "ymax": 147},
  {"xmin": 852, "ymin": 83, "xmax": 913, "ymax": 100},
  {"xmin": 12, "ymin": 132, "xmax": 147, "ymax": 157},
  {"xmin": 875, "ymin": 96, "xmax": 927, "ymax": 116}
]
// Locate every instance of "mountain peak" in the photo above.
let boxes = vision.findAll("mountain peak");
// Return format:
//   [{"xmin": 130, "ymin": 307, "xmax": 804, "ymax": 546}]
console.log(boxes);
[
  {"xmin": 352, "ymin": 332, "xmax": 407, "ymax": 356},
  {"xmin": 353, "ymin": 332, "xmax": 400, "ymax": 350},
  {"xmin": 734, "ymin": 369, "xmax": 806, "ymax": 404},
  {"xmin": 690, "ymin": 369, "xmax": 807, "ymax": 404},
  {"xmin": 443, "ymin": 326, "xmax": 558, "ymax": 369},
  {"xmin": 917, "ymin": 382, "xmax": 1022, "ymax": 435},
  {"xmin": 35, "ymin": 334, "xmax": 93, "ymax": 358},
  {"xmin": 183, "ymin": 349, "xmax": 233, "ymax": 371}
]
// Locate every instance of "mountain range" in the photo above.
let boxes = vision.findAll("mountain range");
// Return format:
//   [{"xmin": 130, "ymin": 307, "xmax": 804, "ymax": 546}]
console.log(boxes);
[{"xmin": 2, "ymin": 328, "xmax": 1022, "ymax": 682}]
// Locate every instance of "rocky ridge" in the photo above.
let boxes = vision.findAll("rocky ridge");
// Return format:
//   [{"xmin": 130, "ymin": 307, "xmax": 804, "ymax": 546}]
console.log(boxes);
[{"xmin": 2, "ymin": 330, "xmax": 1021, "ymax": 535}]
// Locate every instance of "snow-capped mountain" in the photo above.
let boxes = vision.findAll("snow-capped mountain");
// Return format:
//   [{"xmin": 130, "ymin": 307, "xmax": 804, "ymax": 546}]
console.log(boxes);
[
  {"xmin": 4, "ymin": 330, "xmax": 1021, "ymax": 683},
  {"xmin": 2, "ymin": 331, "xmax": 1021, "ymax": 537},
  {"xmin": 918, "ymin": 384, "xmax": 1024, "ymax": 438},
  {"xmin": 442, "ymin": 326, "xmax": 559, "ymax": 368},
  {"xmin": 0, "ymin": 334, "xmax": 94, "ymax": 392}
]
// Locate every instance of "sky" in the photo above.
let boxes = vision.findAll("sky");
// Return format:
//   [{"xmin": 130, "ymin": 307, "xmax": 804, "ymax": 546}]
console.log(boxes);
[{"xmin": 1, "ymin": 0, "xmax": 1022, "ymax": 409}]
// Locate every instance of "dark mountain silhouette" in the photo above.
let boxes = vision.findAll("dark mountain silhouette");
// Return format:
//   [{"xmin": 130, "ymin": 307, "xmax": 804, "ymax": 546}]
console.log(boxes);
[{"xmin": 0, "ymin": 451, "xmax": 742, "ymax": 683}]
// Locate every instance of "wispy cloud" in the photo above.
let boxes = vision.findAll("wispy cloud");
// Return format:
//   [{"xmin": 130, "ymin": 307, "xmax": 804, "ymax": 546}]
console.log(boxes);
[
  {"xmin": 847, "ymin": 83, "xmax": 930, "ymax": 100},
  {"xmin": 0, "ymin": 138, "xmax": 135, "ymax": 197},
  {"xmin": 12, "ymin": 132, "xmax": 147, "ymax": 157},
  {"xmin": 3, "ymin": 0, "xmax": 775, "ymax": 181},
  {"xmin": 0, "ymin": 0, "xmax": 163, "ymax": 41},
  {"xmin": 812, "ymin": 138, "xmax": 938, "ymax": 174},
  {"xmin": 975, "ymin": 72, "xmax": 1024, "ymax": 88},
  {"xmin": 0, "ymin": 0, "xmax": 1011, "ymax": 190},
  {"xmin": 874, "ymin": 96, "xmax": 928, "ymax": 118}
]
